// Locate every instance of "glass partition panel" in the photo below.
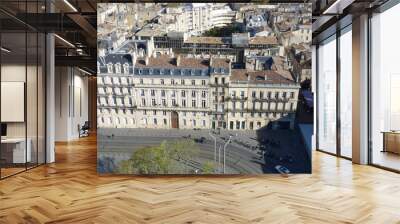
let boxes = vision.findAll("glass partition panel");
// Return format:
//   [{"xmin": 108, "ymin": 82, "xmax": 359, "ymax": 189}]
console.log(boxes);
[
  {"xmin": 317, "ymin": 36, "xmax": 337, "ymax": 154},
  {"xmin": 1, "ymin": 31, "xmax": 27, "ymax": 177},
  {"xmin": 339, "ymin": 28, "xmax": 352, "ymax": 158},
  {"xmin": 371, "ymin": 3, "xmax": 400, "ymax": 171}
]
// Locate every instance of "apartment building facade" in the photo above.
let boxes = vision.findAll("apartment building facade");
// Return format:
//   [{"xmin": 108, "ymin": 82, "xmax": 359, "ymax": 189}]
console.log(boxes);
[{"xmin": 97, "ymin": 53, "xmax": 299, "ymax": 130}]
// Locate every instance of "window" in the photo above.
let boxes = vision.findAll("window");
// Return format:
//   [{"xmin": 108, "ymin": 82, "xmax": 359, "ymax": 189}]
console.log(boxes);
[
  {"xmin": 161, "ymin": 90, "xmax": 165, "ymax": 97},
  {"xmin": 140, "ymin": 79, "xmax": 143, "ymax": 84},
  {"xmin": 317, "ymin": 35, "xmax": 337, "ymax": 154},
  {"xmin": 171, "ymin": 79, "xmax": 175, "ymax": 85},
  {"xmin": 181, "ymin": 90, "xmax": 186, "ymax": 97},
  {"xmin": 172, "ymin": 99, "xmax": 176, "ymax": 106},
  {"xmin": 215, "ymin": 77, "xmax": 218, "ymax": 84},
  {"xmin": 152, "ymin": 99, "xmax": 156, "ymax": 106},
  {"xmin": 154, "ymin": 118, "xmax": 157, "ymax": 125},
  {"xmin": 181, "ymin": 79, "xmax": 185, "ymax": 85},
  {"xmin": 140, "ymin": 89, "xmax": 145, "ymax": 96},
  {"xmin": 192, "ymin": 91, "xmax": 196, "ymax": 97},
  {"xmin": 290, "ymin": 92, "xmax": 294, "ymax": 99},
  {"xmin": 193, "ymin": 120, "xmax": 196, "ymax": 126},
  {"xmin": 142, "ymin": 98, "xmax": 146, "ymax": 106},
  {"xmin": 162, "ymin": 99, "xmax": 166, "ymax": 106},
  {"xmin": 191, "ymin": 80, "xmax": 195, "ymax": 85},
  {"xmin": 221, "ymin": 77, "xmax": 225, "ymax": 84},
  {"xmin": 202, "ymin": 80, "xmax": 206, "ymax": 85},
  {"xmin": 161, "ymin": 79, "xmax": 164, "ymax": 85},
  {"xmin": 370, "ymin": 5, "xmax": 400, "ymax": 170},
  {"xmin": 183, "ymin": 119, "xmax": 187, "ymax": 126},
  {"xmin": 164, "ymin": 119, "xmax": 167, "ymax": 125},
  {"xmin": 192, "ymin": 100, "xmax": 196, "ymax": 107},
  {"xmin": 163, "ymin": 111, "xmax": 167, "ymax": 116},
  {"xmin": 252, "ymin": 91, "xmax": 256, "ymax": 98},
  {"xmin": 153, "ymin": 110, "xmax": 157, "ymax": 115},
  {"xmin": 202, "ymin": 91, "xmax": 206, "ymax": 98},
  {"xmin": 202, "ymin": 100, "xmax": 206, "ymax": 108},
  {"xmin": 151, "ymin": 89, "xmax": 155, "ymax": 96},
  {"xmin": 143, "ymin": 110, "xmax": 147, "ymax": 115},
  {"xmin": 182, "ymin": 99, "xmax": 186, "ymax": 107},
  {"xmin": 202, "ymin": 120, "xmax": 206, "ymax": 127}
]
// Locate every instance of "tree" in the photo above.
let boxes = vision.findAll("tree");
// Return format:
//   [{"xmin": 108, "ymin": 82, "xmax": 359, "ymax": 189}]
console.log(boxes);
[
  {"xmin": 202, "ymin": 161, "xmax": 216, "ymax": 174},
  {"xmin": 119, "ymin": 139, "xmax": 200, "ymax": 174}
]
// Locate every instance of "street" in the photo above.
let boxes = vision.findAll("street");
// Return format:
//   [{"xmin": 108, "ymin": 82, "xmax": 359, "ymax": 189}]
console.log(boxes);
[{"xmin": 98, "ymin": 128, "xmax": 311, "ymax": 174}]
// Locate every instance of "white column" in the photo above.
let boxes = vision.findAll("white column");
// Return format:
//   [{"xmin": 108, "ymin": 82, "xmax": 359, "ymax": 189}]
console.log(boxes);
[
  {"xmin": 46, "ymin": 32, "xmax": 55, "ymax": 163},
  {"xmin": 352, "ymin": 14, "xmax": 369, "ymax": 164}
]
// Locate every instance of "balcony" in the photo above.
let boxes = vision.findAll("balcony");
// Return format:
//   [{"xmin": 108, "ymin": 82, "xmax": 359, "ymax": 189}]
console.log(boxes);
[
  {"xmin": 252, "ymin": 97, "xmax": 291, "ymax": 103},
  {"xmin": 226, "ymin": 96, "xmax": 248, "ymax": 101}
]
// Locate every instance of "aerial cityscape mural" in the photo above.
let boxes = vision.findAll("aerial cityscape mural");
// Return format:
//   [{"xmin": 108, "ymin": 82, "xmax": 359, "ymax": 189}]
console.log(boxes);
[{"xmin": 97, "ymin": 3, "xmax": 313, "ymax": 174}]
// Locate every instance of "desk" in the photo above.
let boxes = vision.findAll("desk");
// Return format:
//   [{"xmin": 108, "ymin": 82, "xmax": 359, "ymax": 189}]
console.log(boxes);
[
  {"xmin": 1, "ymin": 138, "xmax": 31, "ymax": 163},
  {"xmin": 382, "ymin": 131, "xmax": 400, "ymax": 154}
]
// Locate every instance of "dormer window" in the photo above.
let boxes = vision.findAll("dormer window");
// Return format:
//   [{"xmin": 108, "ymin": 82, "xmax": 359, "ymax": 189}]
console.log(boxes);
[
  {"xmin": 107, "ymin": 63, "xmax": 113, "ymax": 73},
  {"xmin": 160, "ymin": 69, "xmax": 164, "ymax": 75},
  {"xmin": 115, "ymin": 63, "xmax": 121, "ymax": 74},
  {"xmin": 138, "ymin": 69, "xmax": 142, "ymax": 74},
  {"xmin": 170, "ymin": 69, "xmax": 174, "ymax": 75},
  {"xmin": 149, "ymin": 68, "xmax": 153, "ymax": 75},
  {"xmin": 123, "ymin": 63, "xmax": 129, "ymax": 74}
]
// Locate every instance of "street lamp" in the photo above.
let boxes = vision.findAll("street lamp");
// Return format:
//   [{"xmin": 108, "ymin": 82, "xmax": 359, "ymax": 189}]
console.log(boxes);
[{"xmin": 223, "ymin": 135, "xmax": 233, "ymax": 174}]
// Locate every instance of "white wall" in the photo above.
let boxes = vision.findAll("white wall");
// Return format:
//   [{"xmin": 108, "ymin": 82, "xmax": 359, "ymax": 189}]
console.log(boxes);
[{"xmin": 55, "ymin": 67, "xmax": 89, "ymax": 141}]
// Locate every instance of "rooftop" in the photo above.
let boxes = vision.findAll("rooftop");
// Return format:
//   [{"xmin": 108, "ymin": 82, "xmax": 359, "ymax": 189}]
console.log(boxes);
[
  {"xmin": 211, "ymin": 58, "xmax": 230, "ymax": 68},
  {"xmin": 185, "ymin": 36, "xmax": 229, "ymax": 45},
  {"xmin": 230, "ymin": 69, "xmax": 296, "ymax": 85},
  {"xmin": 249, "ymin": 36, "xmax": 278, "ymax": 45},
  {"xmin": 135, "ymin": 55, "xmax": 209, "ymax": 69}
]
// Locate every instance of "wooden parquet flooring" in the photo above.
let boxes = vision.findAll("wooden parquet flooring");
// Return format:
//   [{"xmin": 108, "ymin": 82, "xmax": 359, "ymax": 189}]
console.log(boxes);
[{"xmin": 1, "ymin": 135, "xmax": 400, "ymax": 224}]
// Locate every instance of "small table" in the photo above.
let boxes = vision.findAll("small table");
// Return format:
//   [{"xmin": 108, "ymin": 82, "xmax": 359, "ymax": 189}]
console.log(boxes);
[{"xmin": 381, "ymin": 131, "xmax": 400, "ymax": 154}]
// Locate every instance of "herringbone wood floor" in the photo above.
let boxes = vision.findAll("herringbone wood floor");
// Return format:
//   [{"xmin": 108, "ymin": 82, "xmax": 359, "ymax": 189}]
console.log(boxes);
[{"xmin": 1, "ymin": 135, "xmax": 400, "ymax": 224}]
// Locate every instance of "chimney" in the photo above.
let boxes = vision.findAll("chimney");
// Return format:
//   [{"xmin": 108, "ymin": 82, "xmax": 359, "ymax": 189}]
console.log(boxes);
[
  {"xmin": 145, "ymin": 56, "xmax": 149, "ymax": 65},
  {"xmin": 176, "ymin": 55, "xmax": 181, "ymax": 66}
]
